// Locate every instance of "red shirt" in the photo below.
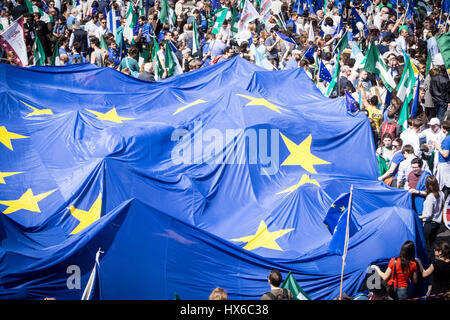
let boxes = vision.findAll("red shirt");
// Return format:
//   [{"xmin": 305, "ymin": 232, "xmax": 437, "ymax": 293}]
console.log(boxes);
[{"xmin": 387, "ymin": 257, "xmax": 417, "ymax": 288}]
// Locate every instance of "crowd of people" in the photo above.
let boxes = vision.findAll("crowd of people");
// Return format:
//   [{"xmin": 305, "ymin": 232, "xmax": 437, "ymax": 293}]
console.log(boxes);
[{"xmin": 0, "ymin": 0, "xmax": 449, "ymax": 301}]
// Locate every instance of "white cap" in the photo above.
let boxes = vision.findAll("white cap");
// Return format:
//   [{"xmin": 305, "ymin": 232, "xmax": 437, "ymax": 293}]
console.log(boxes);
[
  {"xmin": 428, "ymin": 118, "xmax": 440, "ymax": 126},
  {"xmin": 292, "ymin": 49, "xmax": 301, "ymax": 55}
]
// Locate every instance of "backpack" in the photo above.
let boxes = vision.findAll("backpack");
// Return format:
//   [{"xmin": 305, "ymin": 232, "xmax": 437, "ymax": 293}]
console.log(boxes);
[
  {"xmin": 380, "ymin": 121, "xmax": 398, "ymax": 139},
  {"xmin": 71, "ymin": 54, "xmax": 83, "ymax": 64},
  {"xmin": 264, "ymin": 288, "xmax": 290, "ymax": 300}
]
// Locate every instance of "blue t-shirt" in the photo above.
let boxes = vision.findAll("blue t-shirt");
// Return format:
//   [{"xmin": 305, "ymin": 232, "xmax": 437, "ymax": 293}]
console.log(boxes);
[
  {"xmin": 439, "ymin": 135, "xmax": 450, "ymax": 163},
  {"xmin": 391, "ymin": 151, "xmax": 405, "ymax": 178}
]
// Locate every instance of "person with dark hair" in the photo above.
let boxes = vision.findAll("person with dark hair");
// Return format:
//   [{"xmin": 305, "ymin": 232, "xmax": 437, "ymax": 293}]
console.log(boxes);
[
  {"xmin": 368, "ymin": 279, "xmax": 393, "ymax": 300},
  {"xmin": 419, "ymin": 176, "xmax": 444, "ymax": 260},
  {"xmin": 32, "ymin": 11, "xmax": 52, "ymax": 63},
  {"xmin": 120, "ymin": 45, "xmax": 139, "ymax": 76},
  {"xmin": 69, "ymin": 20, "xmax": 89, "ymax": 58},
  {"xmin": 89, "ymin": 37, "xmax": 104, "ymax": 67},
  {"xmin": 405, "ymin": 157, "xmax": 432, "ymax": 215},
  {"xmin": 400, "ymin": 117, "xmax": 423, "ymax": 155},
  {"xmin": 365, "ymin": 95, "xmax": 383, "ymax": 132},
  {"xmin": 415, "ymin": 240, "xmax": 450, "ymax": 297},
  {"xmin": 429, "ymin": 65, "xmax": 449, "ymax": 122},
  {"xmin": 265, "ymin": 28, "xmax": 280, "ymax": 67},
  {"xmin": 68, "ymin": 42, "xmax": 86, "ymax": 64},
  {"xmin": 371, "ymin": 240, "xmax": 419, "ymax": 300},
  {"xmin": 261, "ymin": 270, "xmax": 294, "ymax": 300},
  {"xmin": 378, "ymin": 137, "xmax": 404, "ymax": 187}
]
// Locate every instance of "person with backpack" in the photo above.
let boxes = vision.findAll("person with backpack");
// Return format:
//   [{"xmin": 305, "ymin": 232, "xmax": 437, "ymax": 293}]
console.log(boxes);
[
  {"xmin": 261, "ymin": 270, "xmax": 294, "ymax": 300},
  {"xmin": 119, "ymin": 46, "xmax": 140, "ymax": 77},
  {"xmin": 380, "ymin": 108, "xmax": 402, "ymax": 140},
  {"xmin": 68, "ymin": 42, "xmax": 86, "ymax": 64},
  {"xmin": 371, "ymin": 241, "xmax": 419, "ymax": 300}
]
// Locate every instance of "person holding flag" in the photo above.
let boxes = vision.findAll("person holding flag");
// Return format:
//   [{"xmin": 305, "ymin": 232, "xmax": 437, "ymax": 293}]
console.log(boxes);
[{"xmin": 261, "ymin": 270, "xmax": 294, "ymax": 300}]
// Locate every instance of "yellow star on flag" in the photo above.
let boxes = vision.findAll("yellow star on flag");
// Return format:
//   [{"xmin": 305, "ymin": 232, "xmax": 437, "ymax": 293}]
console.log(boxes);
[
  {"xmin": 231, "ymin": 220, "xmax": 294, "ymax": 251},
  {"xmin": 0, "ymin": 172, "xmax": 22, "ymax": 184},
  {"xmin": 0, "ymin": 126, "xmax": 28, "ymax": 151},
  {"xmin": 173, "ymin": 99, "xmax": 207, "ymax": 115},
  {"xmin": 340, "ymin": 206, "xmax": 346, "ymax": 212},
  {"xmin": 0, "ymin": 188, "xmax": 56, "ymax": 214},
  {"xmin": 280, "ymin": 133, "xmax": 330, "ymax": 174},
  {"xmin": 86, "ymin": 108, "xmax": 134, "ymax": 123},
  {"xmin": 69, "ymin": 194, "xmax": 102, "ymax": 235},
  {"xmin": 20, "ymin": 100, "xmax": 53, "ymax": 117},
  {"xmin": 277, "ymin": 174, "xmax": 320, "ymax": 195},
  {"xmin": 237, "ymin": 94, "xmax": 285, "ymax": 113}
]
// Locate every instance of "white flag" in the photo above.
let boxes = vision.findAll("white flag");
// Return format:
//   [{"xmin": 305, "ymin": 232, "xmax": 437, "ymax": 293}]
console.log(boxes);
[
  {"xmin": 239, "ymin": 0, "xmax": 259, "ymax": 32},
  {"xmin": 308, "ymin": 20, "xmax": 314, "ymax": 43},
  {"xmin": 107, "ymin": 9, "xmax": 120, "ymax": 38},
  {"xmin": 259, "ymin": 0, "xmax": 273, "ymax": 25},
  {"xmin": 0, "ymin": 17, "xmax": 28, "ymax": 67}
]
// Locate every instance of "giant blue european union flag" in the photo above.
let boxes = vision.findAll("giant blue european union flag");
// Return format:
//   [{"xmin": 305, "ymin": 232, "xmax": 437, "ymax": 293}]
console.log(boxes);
[{"xmin": 0, "ymin": 57, "xmax": 427, "ymax": 300}]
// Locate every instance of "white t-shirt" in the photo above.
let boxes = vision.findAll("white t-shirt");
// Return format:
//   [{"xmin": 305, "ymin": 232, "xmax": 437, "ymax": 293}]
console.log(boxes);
[
  {"xmin": 400, "ymin": 128, "xmax": 420, "ymax": 155},
  {"xmin": 418, "ymin": 128, "xmax": 446, "ymax": 148}
]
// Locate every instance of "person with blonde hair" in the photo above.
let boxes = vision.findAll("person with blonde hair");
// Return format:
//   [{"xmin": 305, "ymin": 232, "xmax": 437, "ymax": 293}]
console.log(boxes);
[{"xmin": 209, "ymin": 287, "xmax": 228, "ymax": 300}]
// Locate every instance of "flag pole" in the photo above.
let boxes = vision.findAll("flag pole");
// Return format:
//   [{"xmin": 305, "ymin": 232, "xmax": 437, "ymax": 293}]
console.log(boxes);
[
  {"xmin": 339, "ymin": 184, "xmax": 354, "ymax": 300},
  {"xmin": 439, "ymin": 0, "xmax": 444, "ymax": 27}
]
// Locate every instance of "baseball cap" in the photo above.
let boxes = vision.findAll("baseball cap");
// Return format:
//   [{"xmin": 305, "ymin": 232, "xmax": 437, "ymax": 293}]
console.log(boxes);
[
  {"xmin": 292, "ymin": 49, "xmax": 301, "ymax": 55},
  {"xmin": 428, "ymin": 118, "xmax": 440, "ymax": 126}
]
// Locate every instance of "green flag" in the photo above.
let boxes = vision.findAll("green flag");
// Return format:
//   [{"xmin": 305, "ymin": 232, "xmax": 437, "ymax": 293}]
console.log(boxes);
[
  {"xmin": 397, "ymin": 51, "xmax": 416, "ymax": 129},
  {"xmin": 151, "ymin": 38, "xmax": 164, "ymax": 80},
  {"xmin": 192, "ymin": 18, "xmax": 200, "ymax": 57},
  {"xmin": 51, "ymin": 42, "xmax": 60, "ymax": 66},
  {"xmin": 230, "ymin": 7, "xmax": 239, "ymax": 35},
  {"xmin": 33, "ymin": 31, "xmax": 46, "ymax": 66},
  {"xmin": 100, "ymin": 35, "xmax": 109, "ymax": 51},
  {"xmin": 334, "ymin": 30, "xmax": 348, "ymax": 54},
  {"xmin": 363, "ymin": 41, "xmax": 396, "ymax": 92},
  {"xmin": 165, "ymin": 41, "xmax": 176, "ymax": 77},
  {"xmin": 281, "ymin": 272, "xmax": 311, "ymax": 300},
  {"xmin": 326, "ymin": 50, "xmax": 341, "ymax": 97},
  {"xmin": 124, "ymin": 2, "xmax": 138, "ymax": 44},
  {"xmin": 159, "ymin": 0, "xmax": 170, "ymax": 24},
  {"xmin": 25, "ymin": 0, "xmax": 53, "ymax": 23},
  {"xmin": 211, "ymin": 8, "xmax": 229, "ymax": 35},
  {"xmin": 425, "ymin": 49, "xmax": 432, "ymax": 77},
  {"xmin": 435, "ymin": 32, "xmax": 450, "ymax": 73}
]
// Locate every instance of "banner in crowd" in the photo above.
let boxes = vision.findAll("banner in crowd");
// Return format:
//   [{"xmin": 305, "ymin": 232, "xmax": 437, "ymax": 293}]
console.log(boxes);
[
  {"xmin": 0, "ymin": 17, "xmax": 28, "ymax": 67},
  {"xmin": 0, "ymin": 57, "xmax": 427, "ymax": 300}
]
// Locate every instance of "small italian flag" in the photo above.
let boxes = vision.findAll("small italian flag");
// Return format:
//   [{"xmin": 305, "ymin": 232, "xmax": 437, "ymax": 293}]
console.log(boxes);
[
  {"xmin": 363, "ymin": 41, "xmax": 396, "ymax": 92},
  {"xmin": 123, "ymin": 2, "xmax": 138, "ymax": 44},
  {"xmin": 397, "ymin": 51, "xmax": 416, "ymax": 130},
  {"xmin": 33, "ymin": 31, "xmax": 46, "ymax": 66},
  {"xmin": 282, "ymin": 272, "xmax": 311, "ymax": 300},
  {"xmin": 192, "ymin": 17, "xmax": 200, "ymax": 57},
  {"xmin": 25, "ymin": 0, "xmax": 53, "ymax": 23},
  {"xmin": 211, "ymin": 8, "xmax": 228, "ymax": 35}
]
